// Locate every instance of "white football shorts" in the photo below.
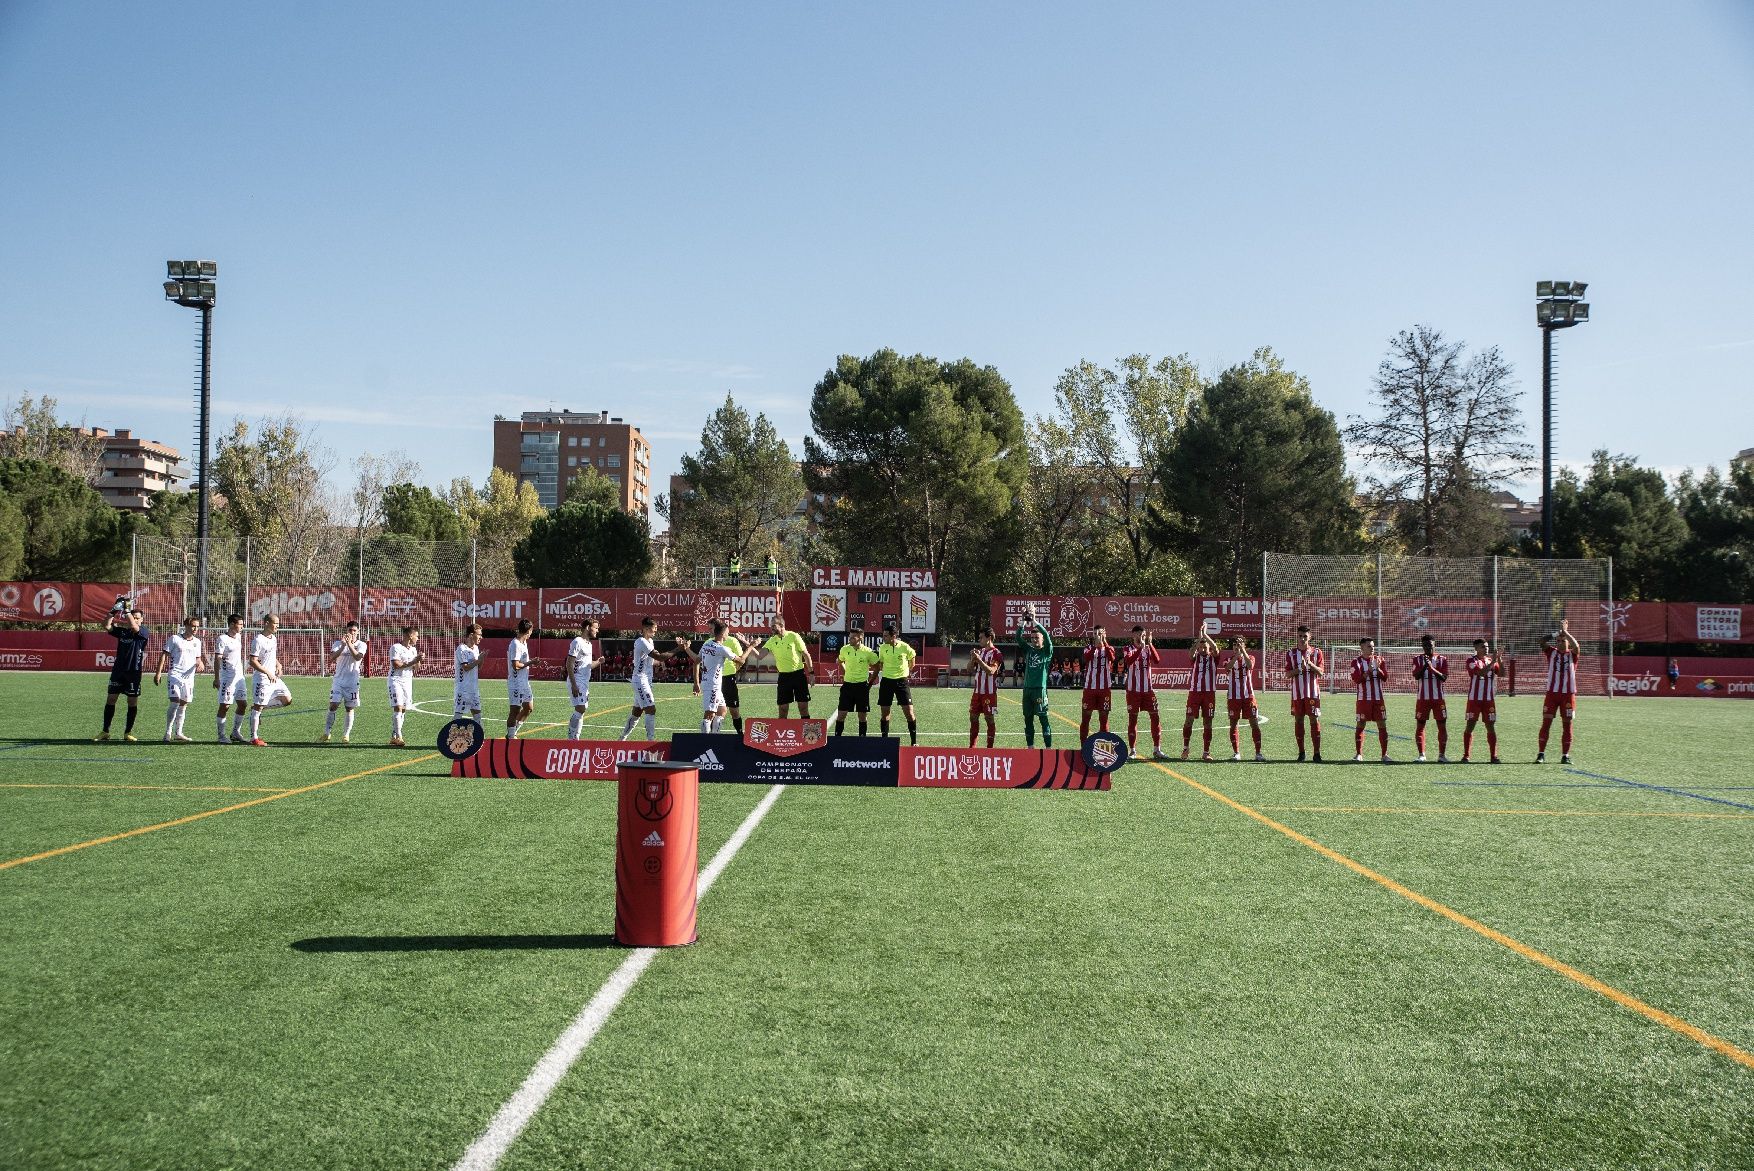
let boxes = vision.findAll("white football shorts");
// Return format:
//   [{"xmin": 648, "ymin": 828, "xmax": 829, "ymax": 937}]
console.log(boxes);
[
  {"xmin": 166, "ymin": 674, "xmax": 195, "ymax": 703},
  {"xmin": 218, "ymin": 669, "xmax": 248, "ymax": 704},
  {"xmin": 453, "ymin": 686, "xmax": 482, "ymax": 716},
  {"xmin": 330, "ymin": 680, "xmax": 362, "ymax": 708},
  {"xmin": 508, "ymin": 682, "xmax": 534, "ymax": 707},
  {"xmin": 387, "ymin": 678, "xmax": 413, "ymax": 710},
  {"xmin": 569, "ymin": 673, "xmax": 591, "ymax": 709},
  {"xmin": 633, "ymin": 677, "xmax": 655, "ymax": 709},
  {"xmin": 253, "ymin": 676, "xmax": 292, "ymax": 708},
  {"xmin": 700, "ymin": 684, "xmax": 724, "ymax": 713}
]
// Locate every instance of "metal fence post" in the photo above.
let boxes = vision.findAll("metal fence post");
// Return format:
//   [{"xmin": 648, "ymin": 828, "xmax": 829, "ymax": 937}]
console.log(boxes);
[{"xmin": 243, "ymin": 537, "xmax": 252, "ymax": 626}]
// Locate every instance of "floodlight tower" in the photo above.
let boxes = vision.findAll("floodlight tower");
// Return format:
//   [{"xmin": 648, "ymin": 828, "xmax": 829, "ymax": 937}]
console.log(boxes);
[
  {"xmin": 163, "ymin": 261, "xmax": 217, "ymax": 619},
  {"xmin": 1535, "ymin": 280, "xmax": 1590, "ymax": 558}
]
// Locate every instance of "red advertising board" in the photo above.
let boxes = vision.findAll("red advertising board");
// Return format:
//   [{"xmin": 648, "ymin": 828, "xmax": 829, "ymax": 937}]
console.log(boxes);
[
  {"xmin": 1601, "ymin": 601, "xmax": 1667, "ymax": 642},
  {"xmin": 990, "ymin": 596, "xmax": 1195, "ymax": 638},
  {"xmin": 0, "ymin": 581, "xmax": 81, "ymax": 623},
  {"xmin": 451, "ymin": 739, "xmax": 667, "ymax": 779},
  {"xmin": 898, "ymin": 746, "xmax": 1111, "ymax": 789},
  {"xmin": 1666, "ymin": 603, "xmax": 1751, "ymax": 644},
  {"xmin": 810, "ymin": 567, "xmax": 937, "ymax": 590}
]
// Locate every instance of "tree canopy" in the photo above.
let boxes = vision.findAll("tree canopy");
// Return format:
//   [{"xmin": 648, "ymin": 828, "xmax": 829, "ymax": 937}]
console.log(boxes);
[
  {"xmin": 0, "ymin": 458, "xmax": 136, "ymax": 581},
  {"xmin": 513, "ymin": 500, "xmax": 652, "ymax": 588}
]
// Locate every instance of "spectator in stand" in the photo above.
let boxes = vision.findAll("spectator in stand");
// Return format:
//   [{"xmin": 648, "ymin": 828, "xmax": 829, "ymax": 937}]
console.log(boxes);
[
  {"xmin": 1048, "ymin": 661, "xmax": 1063, "ymax": 689},
  {"xmin": 1667, "ymin": 657, "xmax": 1681, "ymax": 691}
]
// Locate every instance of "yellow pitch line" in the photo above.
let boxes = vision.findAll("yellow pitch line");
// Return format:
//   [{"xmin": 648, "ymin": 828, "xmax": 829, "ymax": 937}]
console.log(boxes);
[
  {"xmin": 0, "ymin": 783, "xmax": 291, "ymax": 794},
  {"xmin": 1254, "ymin": 804, "xmax": 1754, "ymax": 821},
  {"xmin": 1151, "ymin": 760, "xmax": 1754, "ymax": 1072},
  {"xmin": 0, "ymin": 754, "xmax": 439, "ymax": 873}
]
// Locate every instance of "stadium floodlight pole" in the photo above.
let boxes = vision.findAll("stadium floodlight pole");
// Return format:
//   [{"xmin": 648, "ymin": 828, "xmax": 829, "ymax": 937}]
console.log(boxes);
[
  {"xmin": 1535, "ymin": 280, "xmax": 1590, "ymax": 558},
  {"xmin": 164, "ymin": 260, "xmax": 218, "ymax": 620}
]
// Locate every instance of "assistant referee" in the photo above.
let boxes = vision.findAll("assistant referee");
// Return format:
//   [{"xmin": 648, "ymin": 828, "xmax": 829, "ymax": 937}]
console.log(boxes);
[
  {"xmin": 758, "ymin": 615, "xmax": 815, "ymax": 719},
  {"xmin": 877, "ymin": 624, "xmax": 919, "ymax": 745}
]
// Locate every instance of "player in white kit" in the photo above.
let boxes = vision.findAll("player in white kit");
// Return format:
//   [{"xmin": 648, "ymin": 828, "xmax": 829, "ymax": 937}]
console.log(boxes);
[
  {"xmin": 619, "ymin": 616, "xmax": 660, "ymax": 741},
  {"xmin": 386, "ymin": 626, "xmax": 422, "ymax": 747},
  {"xmin": 213, "ymin": 613, "xmax": 249, "ymax": 743},
  {"xmin": 506, "ymin": 618, "xmax": 535, "ymax": 740},
  {"xmin": 247, "ymin": 614, "xmax": 293, "ymax": 747},
  {"xmin": 691, "ymin": 619, "xmax": 740, "ymax": 733},
  {"xmin": 324, "ymin": 620, "xmax": 368, "ymax": 743},
  {"xmin": 565, "ymin": 617, "xmax": 605, "ymax": 739},
  {"xmin": 153, "ymin": 616, "xmax": 207, "ymax": 742},
  {"xmin": 453, "ymin": 622, "xmax": 483, "ymax": 720}
]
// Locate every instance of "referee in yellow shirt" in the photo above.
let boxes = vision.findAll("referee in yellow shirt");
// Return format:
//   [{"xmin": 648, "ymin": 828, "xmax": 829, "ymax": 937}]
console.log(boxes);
[
  {"xmin": 833, "ymin": 628, "xmax": 882, "ymax": 736},
  {"xmin": 877, "ymin": 624, "xmax": 919, "ymax": 745},
  {"xmin": 755, "ymin": 615, "xmax": 815, "ymax": 719}
]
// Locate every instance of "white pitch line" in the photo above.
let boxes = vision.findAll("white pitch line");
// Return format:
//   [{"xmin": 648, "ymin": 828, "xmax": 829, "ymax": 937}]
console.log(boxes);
[{"xmin": 450, "ymin": 783, "xmax": 788, "ymax": 1171}]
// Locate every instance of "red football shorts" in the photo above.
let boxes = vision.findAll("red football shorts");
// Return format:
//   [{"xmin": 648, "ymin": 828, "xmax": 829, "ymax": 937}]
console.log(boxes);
[
  {"xmin": 1227, "ymin": 696, "xmax": 1258, "ymax": 721},
  {"xmin": 1290, "ymin": 697, "xmax": 1322, "ymax": 719},
  {"xmin": 1127, "ymin": 690, "xmax": 1160, "ymax": 714},
  {"xmin": 1465, "ymin": 699, "xmax": 1496, "ymax": 721},
  {"xmin": 1354, "ymin": 699, "xmax": 1386, "ymax": 722},
  {"xmin": 1082, "ymin": 689, "xmax": 1111, "ymax": 714},
  {"xmin": 1415, "ymin": 698, "xmax": 1447, "ymax": 721},
  {"xmin": 1180, "ymin": 691, "xmax": 1209, "ymax": 717},
  {"xmin": 1543, "ymin": 693, "xmax": 1576, "ymax": 717},
  {"xmin": 969, "ymin": 692, "xmax": 997, "ymax": 715}
]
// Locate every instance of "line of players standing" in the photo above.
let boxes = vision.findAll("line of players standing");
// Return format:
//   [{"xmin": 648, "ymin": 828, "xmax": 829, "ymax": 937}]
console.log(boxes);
[{"xmin": 1018, "ymin": 615, "xmax": 1584, "ymax": 765}]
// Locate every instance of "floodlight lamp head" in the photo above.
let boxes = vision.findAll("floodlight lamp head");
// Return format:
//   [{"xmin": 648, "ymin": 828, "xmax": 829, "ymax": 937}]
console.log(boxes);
[
  {"xmin": 1572, "ymin": 302, "xmax": 1590, "ymax": 322},
  {"xmin": 1570, "ymin": 281, "xmax": 1587, "ymax": 299},
  {"xmin": 1552, "ymin": 280, "xmax": 1572, "ymax": 298},
  {"xmin": 163, "ymin": 281, "xmax": 182, "ymax": 300},
  {"xmin": 1536, "ymin": 280, "xmax": 1554, "ymax": 298},
  {"xmin": 198, "ymin": 260, "xmax": 216, "ymax": 278},
  {"xmin": 167, "ymin": 261, "xmax": 185, "ymax": 279},
  {"xmin": 1536, "ymin": 300, "xmax": 1556, "ymax": 324}
]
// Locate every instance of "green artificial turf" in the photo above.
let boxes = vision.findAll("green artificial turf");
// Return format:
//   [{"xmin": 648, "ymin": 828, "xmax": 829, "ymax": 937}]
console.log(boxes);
[{"xmin": 1, "ymin": 671, "xmax": 1750, "ymax": 1169}]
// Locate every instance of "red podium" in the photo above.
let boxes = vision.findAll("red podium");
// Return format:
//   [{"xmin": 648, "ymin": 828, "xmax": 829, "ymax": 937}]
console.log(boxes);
[{"xmin": 614, "ymin": 761, "xmax": 700, "ymax": 947}]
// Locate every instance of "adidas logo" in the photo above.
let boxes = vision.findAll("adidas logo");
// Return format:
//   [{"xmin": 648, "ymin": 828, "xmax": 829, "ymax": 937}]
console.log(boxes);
[
  {"xmin": 693, "ymin": 749, "xmax": 724, "ymax": 771},
  {"xmin": 642, "ymin": 830, "xmax": 664, "ymax": 848}
]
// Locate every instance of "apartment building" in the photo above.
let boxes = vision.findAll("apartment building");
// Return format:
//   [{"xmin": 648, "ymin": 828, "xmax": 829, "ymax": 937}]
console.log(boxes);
[
  {"xmin": 491, "ymin": 410, "xmax": 652, "ymax": 513},
  {"xmin": 88, "ymin": 428, "xmax": 186, "ymax": 511}
]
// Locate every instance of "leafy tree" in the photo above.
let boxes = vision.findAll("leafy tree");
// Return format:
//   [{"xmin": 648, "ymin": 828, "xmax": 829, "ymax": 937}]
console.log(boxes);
[
  {"xmin": 1, "ymin": 394, "xmax": 106, "ymax": 486},
  {"xmin": 513, "ymin": 500, "xmax": 653, "ymax": 588},
  {"xmin": 1672, "ymin": 463, "xmax": 1754, "ymax": 602},
  {"xmin": 564, "ymin": 465, "xmax": 623, "ymax": 510},
  {"xmin": 381, "ymin": 482, "xmax": 466, "ymax": 543},
  {"xmin": 658, "ymin": 394, "xmax": 805, "ymax": 577},
  {"xmin": 1048, "ymin": 353, "xmax": 1200, "ymax": 575},
  {"xmin": 346, "ymin": 451, "xmax": 418, "ymax": 543},
  {"xmin": 137, "ymin": 487, "xmax": 237, "ymax": 543},
  {"xmin": 1346, "ymin": 326, "xmax": 1531, "ymax": 555},
  {"xmin": 0, "ymin": 458, "xmax": 136, "ymax": 580},
  {"xmin": 804, "ymin": 349, "xmax": 1027, "ymax": 626},
  {"xmin": 1012, "ymin": 417, "xmax": 1096, "ymax": 595},
  {"xmin": 212, "ymin": 414, "xmax": 342, "ymax": 580},
  {"xmin": 355, "ymin": 532, "xmax": 441, "ymax": 588},
  {"xmin": 458, "ymin": 467, "xmax": 546, "ymax": 588},
  {"xmin": 1539, "ymin": 451, "xmax": 1688, "ymax": 600},
  {"xmin": 1151, "ymin": 349, "xmax": 1362, "ymax": 593},
  {"xmin": 0, "ymin": 495, "xmax": 26, "ymax": 579}
]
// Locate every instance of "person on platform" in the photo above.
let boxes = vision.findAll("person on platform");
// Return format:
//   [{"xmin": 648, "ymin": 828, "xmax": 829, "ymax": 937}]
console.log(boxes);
[
  {"xmin": 878, "ymin": 624, "xmax": 920, "ymax": 744},
  {"xmin": 968, "ymin": 627, "xmax": 1004, "ymax": 748},
  {"xmin": 1286, "ymin": 624, "xmax": 1324, "ymax": 762},
  {"xmin": 153, "ymin": 615, "xmax": 207, "ymax": 743},
  {"xmin": 1536, "ymin": 619, "xmax": 1582, "ymax": 764},
  {"xmin": 1080, "ymin": 626, "xmax": 1120, "ymax": 740},
  {"xmin": 1411, "ymin": 633, "xmax": 1451, "ymax": 763},
  {"xmin": 1350, "ymin": 636, "xmax": 1391, "ymax": 763},
  {"xmin": 323, "ymin": 619, "xmax": 367, "ymax": 744},
  {"xmin": 764, "ymin": 552, "xmax": 780, "ymax": 586},
  {"xmin": 834, "ymin": 627, "xmax": 881, "ymax": 737},
  {"xmin": 1223, "ymin": 636, "xmax": 1266, "ymax": 762},
  {"xmin": 1181, "ymin": 628, "xmax": 1219, "ymax": 761},
  {"xmin": 213, "ymin": 613, "xmax": 250, "ymax": 744},
  {"xmin": 1016, "ymin": 608, "xmax": 1055, "ymax": 748},
  {"xmin": 1462, "ymin": 637, "xmax": 1503, "ymax": 764},
  {"xmin": 95, "ymin": 605, "xmax": 151, "ymax": 742},
  {"xmin": 727, "ymin": 552, "xmax": 742, "ymax": 584}
]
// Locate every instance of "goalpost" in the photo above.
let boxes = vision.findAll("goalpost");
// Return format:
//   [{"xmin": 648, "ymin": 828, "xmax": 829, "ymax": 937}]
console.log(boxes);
[{"xmin": 1262, "ymin": 553, "xmax": 1612, "ymax": 695}]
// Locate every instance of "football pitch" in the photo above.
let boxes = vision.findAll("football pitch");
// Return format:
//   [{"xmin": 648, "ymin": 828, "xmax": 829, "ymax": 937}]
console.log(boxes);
[{"xmin": 2, "ymin": 671, "xmax": 1750, "ymax": 1170}]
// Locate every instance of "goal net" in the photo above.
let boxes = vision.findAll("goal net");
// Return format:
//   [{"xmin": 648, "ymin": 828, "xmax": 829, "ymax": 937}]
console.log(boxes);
[{"xmin": 1262, "ymin": 553, "xmax": 1612, "ymax": 695}]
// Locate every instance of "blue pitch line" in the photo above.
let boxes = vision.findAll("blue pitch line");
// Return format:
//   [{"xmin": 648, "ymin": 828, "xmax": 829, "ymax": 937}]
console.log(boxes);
[
  {"xmin": 1434, "ymin": 781, "xmax": 1621, "ymax": 790},
  {"xmin": 0, "ymin": 741, "xmax": 44, "ymax": 752},
  {"xmin": 0, "ymin": 756, "xmax": 156, "ymax": 764},
  {"xmin": 1564, "ymin": 767, "xmax": 1754, "ymax": 813}
]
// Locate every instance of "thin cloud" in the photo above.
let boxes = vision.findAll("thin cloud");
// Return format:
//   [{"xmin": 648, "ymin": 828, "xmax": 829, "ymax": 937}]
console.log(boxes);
[
  {"xmin": 42, "ymin": 390, "xmax": 480, "ymax": 432},
  {"xmin": 610, "ymin": 359, "xmax": 763, "ymax": 380}
]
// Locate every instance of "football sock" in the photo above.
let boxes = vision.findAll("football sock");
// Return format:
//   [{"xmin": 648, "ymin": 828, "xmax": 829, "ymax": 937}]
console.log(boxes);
[
  {"xmin": 325, "ymin": 709, "xmax": 338, "ymax": 734},
  {"xmin": 567, "ymin": 712, "xmax": 583, "ymax": 739},
  {"xmin": 232, "ymin": 711, "xmax": 245, "ymax": 737},
  {"xmin": 858, "ymin": 718, "xmax": 867, "ymax": 736},
  {"xmin": 1437, "ymin": 724, "xmax": 1448, "ymax": 755},
  {"xmin": 1080, "ymin": 712, "xmax": 1092, "ymax": 740},
  {"xmin": 1099, "ymin": 710, "xmax": 1110, "ymax": 733},
  {"xmin": 1230, "ymin": 726, "xmax": 1240, "ymax": 753},
  {"xmin": 1355, "ymin": 726, "xmax": 1365, "ymax": 755},
  {"xmin": 1149, "ymin": 711, "xmax": 1161, "ymax": 743},
  {"xmin": 881, "ymin": 717, "xmax": 891, "ymax": 738},
  {"xmin": 174, "ymin": 705, "xmax": 188, "ymax": 736},
  {"xmin": 986, "ymin": 723, "xmax": 995, "ymax": 749},
  {"xmin": 102, "ymin": 702, "xmax": 116, "ymax": 732},
  {"xmin": 1416, "ymin": 726, "xmax": 1426, "ymax": 755},
  {"xmin": 1024, "ymin": 719, "xmax": 1035, "ymax": 748},
  {"xmin": 1377, "ymin": 726, "xmax": 1388, "ymax": 754},
  {"xmin": 968, "ymin": 718, "xmax": 978, "ymax": 748},
  {"xmin": 1251, "ymin": 725, "xmax": 1262, "ymax": 753},
  {"xmin": 701, "ymin": 717, "xmax": 712, "ymax": 733},
  {"xmin": 166, "ymin": 706, "xmax": 177, "ymax": 736},
  {"xmin": 124, "ymin": 706, "xmax": 138, "ymax": 734},
  {"xmin": 1311, "ymin": 724, "xmax": 1321, "ymax": 753},
  {"xmin": 732, "ymin": 716, "xmax": 743, "ymax": 735},
  {"xmin": 344, "ymin": 710, "xmax": 355, "ymax": 738},
  {"xmin": 1561, "ymin": 724, "xmax": 1573, "ymax": 754},
  {"xmin": 1487, "ymin": 727, "xmax": 1498, "ymax": 756},
  {"xmin": 506, "ymin": 721, "xmax": 519, "ymax": 739},
  {"xmin": 1180, "ymin": 722, "xmax": 1190, "ymax": 751},
  {"xmin": 710, "ymin": 715, "xmax": 724, "ymax": 734},
  {"xmin": 217, "ymin": 714, "xmax": 227, "ymax": 739},
  {"xmin": 1463, "ymin": 729, "xmax": 1473, "ymax": 757},
  {"xmin": 1036, "ymin": 713, "xmax": 1052, "ymax": 747},
  {"xmin": 644, "ymin": 713, "xmax": 655, "ymax": 738},
  {"xmin": 393, "ymin": 711, "xmax": 405, "ymax": 740},
  {"xmin": 1295, "ymin": 721, "xmax": 1306, "ymax": 753},
  {"xmin": 1537, "ymin": 718, "xmax": 1551, "ymax": 751},
  {"xmin": 906, "ymin": 717, "xmax": 917, "ymax": 746},
  {"xmin": 620, "ymin": 713, "xmax": 638, "ymax": 739},
  {"xmin": 249, "ymin": 710, "xmax": 262, "ymax": 739},
  {"xmin": 1202, "ymin": 725, "xmax": 1212, "ymax": 753}
]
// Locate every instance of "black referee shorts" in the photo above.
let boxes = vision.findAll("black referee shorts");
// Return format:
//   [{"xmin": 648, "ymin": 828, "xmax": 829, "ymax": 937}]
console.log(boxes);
[
  {"xmin": 878, "ymin": 677, "xmax": 912, "ymax": 708},
  {"xmin": 837, "ymin": 681, "xmax": 871, "ymax": 714},
  {"xmin": 777, "ymin": 669, "xmax": 811, "ymax": 706},
  {"xmin": 107, "ymin": 671, "xmax": 143, "ymax": 698},
  {"xmin": 722, "ymin": 676, "xmax": 741, "ymax": 708}
]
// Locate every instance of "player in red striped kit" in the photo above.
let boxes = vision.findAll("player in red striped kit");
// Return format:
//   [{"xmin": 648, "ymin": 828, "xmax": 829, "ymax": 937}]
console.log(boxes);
[
  {"xmin": 1351, "ymin": 637, "xmax": 1391, "ymax": 763},
  {"xmin": 1536, "ymin": 619, "xmax": 1581, "ymax": 764},
  {"xmin": 1285, "ymin": 624, "xmax": 1324, "ymax": 763},
  {"xmin": 1462, "ymin": 636, "xmax": 1503, "ymax": 764},
  {"xmin": 1223, "ymin": 636, "xmax": 1265, "ymax": 762},
  {"xmin": 1120, "ymin": 626, "xmax": 1168, "ymax": 760},
  {"xmin": 1181, "ymin": 628, "xmax": 1219, "ymax": 760},
  {"xmin": 1080, "ymin": 625, "xmax": 1120, "ymax": 741},
  {"xmin": 968, "ymin": 628, "xmax": 1003, "ymax": 748},
  {"xmin": 1410, "ymin": 633, "xmax": 1450, "ymax": 763}
]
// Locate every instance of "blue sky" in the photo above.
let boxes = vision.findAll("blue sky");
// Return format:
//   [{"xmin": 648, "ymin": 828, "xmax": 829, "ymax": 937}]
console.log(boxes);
[{"xmin": 3, "ymin": 1, "xmax": 1751, "ymax": 526}]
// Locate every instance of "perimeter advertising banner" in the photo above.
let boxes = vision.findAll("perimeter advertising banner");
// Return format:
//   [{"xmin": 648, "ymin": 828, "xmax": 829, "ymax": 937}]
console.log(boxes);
[
  {"xmin": 990, "ymin": 596, "xmax": 1194, "ymax": 637},
  {"xmin": 449, "ymin": 739, "xmax": 667, "ymax": 779},
  {"xmin": 669, "ymin": 731, "xmax": 899, "ymax": 786}
]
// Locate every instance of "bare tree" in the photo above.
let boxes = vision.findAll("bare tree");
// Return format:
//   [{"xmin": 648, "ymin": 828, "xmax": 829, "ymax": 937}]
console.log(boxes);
[
  {"xmin": 1346, "ymin": 326, "xmax": 1532, "ymax": 556},
  {"xmin": 348, "ymin": 450, "xmax": 419, "ymax": 543},
  {"xmin": 1, "ymin": 394, "xmax": 108, "ymax": 485}
]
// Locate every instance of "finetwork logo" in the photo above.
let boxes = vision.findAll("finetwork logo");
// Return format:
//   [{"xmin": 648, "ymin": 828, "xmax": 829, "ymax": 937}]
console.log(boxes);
[
  {"xmin": 831, "ymin": 758, "xmax": 892, "ymax": 769},
  {"xmin": 693, "ymin": 749, "xmax": 725, "ymax": 771},
  {"xmin": 642, "ymin": 830, "xmax": 665, "ymax": 848}
]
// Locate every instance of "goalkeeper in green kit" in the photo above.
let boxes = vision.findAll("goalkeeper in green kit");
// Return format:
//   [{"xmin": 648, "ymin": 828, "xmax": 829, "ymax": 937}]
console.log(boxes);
[{"xmin": 1016, "ymin": 606, "xmax": 1055, "ymax": 747}]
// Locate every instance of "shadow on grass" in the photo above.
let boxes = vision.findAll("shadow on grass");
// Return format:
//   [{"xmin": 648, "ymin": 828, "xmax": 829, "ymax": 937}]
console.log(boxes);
[{"xmin": 292, "ymin": 932, "xmax": 621, "ymax": 953}]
